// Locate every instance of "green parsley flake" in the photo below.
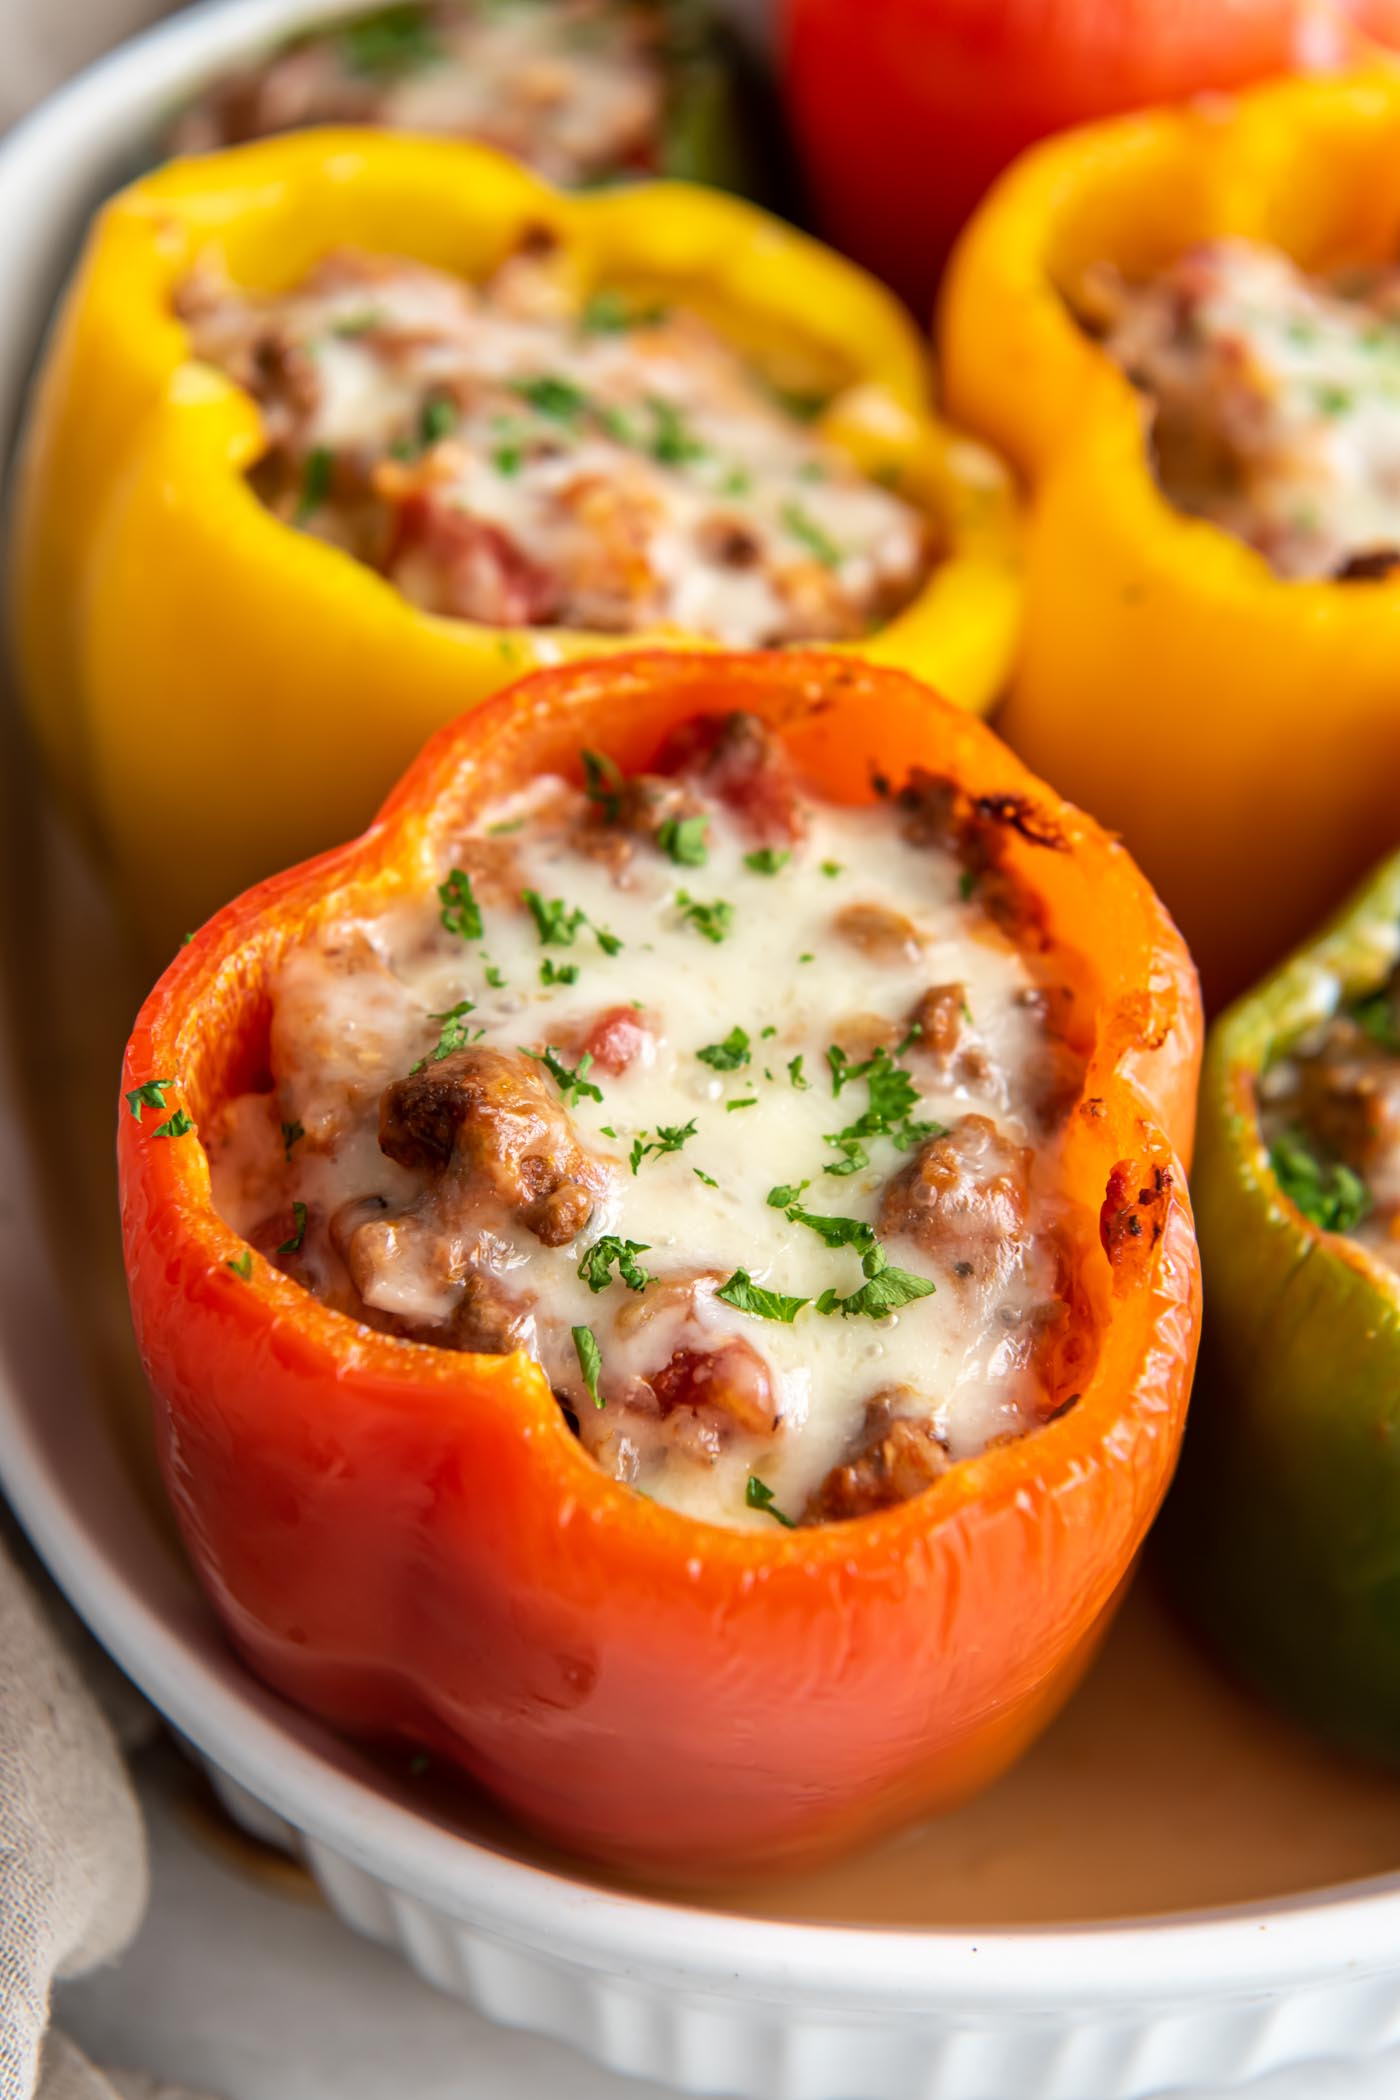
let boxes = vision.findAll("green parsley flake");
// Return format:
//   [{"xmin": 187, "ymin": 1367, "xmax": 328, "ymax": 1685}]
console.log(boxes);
[
  {"xmin": 745, "ymin": 1475, "xmax": 796, "ymax": 1528},
  {"xmin": 781, "ymin": 500, "xmax": 842, "ymax": 569},
  {"xmin": 540, "ymin": 959, "xmax": 579, "ymax": 987},
  {"xmin": 647, "ymin": 396, "xmax": 706, "ymax": 465},
  {"xmin": 629, "ymin": 1119, "xmax": 698, "ymax": 1173},
  {"xmin": 717, "ymin": 1270, "xmax": 809, "ymax": 1323},
  {"xmin": 578, "ymin": 1235, "xmax": 655, "ymax": 1293},
  {"xmin": 126, "ymin": 1078, "xmax": 174, "ymax": 1123},
  {"xmin": 656, "ymin": 815, "xmax": 709, "ymax": 867},
  {"xmin": 726, "ymin": 1096, "xmax": 759, "ymax": 1111},
  {"xmin": 743, "ymin": 847, "xmax": 790, "ymax": 876},
  {"xmin": 1269, "ymin": 1129, "xmax": 1371, "ymax": 1233},
  {"xmin": 821, "ymin": 860, "xmax": 843, "ymax": 878},
  {"xmin": 693, "ymin": 1167, "xmax": 719, "ymax": 1188},
  {"xmin": 281, "ymin": 1119, "xmax": 305, "ymax": 1160},
  {"xmin": 816, "ymin": 1263, "xmax": 936, "ymax": 1320},
  {"xmin": 420, "ymin": 396, "xmax": 458, "ymax": 447},
  {"xmin": 439, "ymin": 868, "xmax": 483, "ymax": 942},
  {"xmin": 483, "ymin": 961, "xmax": 507, "ymax": 989},
  {"xmin": 513, "ymin": 374, "xmax": 589, "ymax": 422},
  {"xmin": 427, "ymin": 1000, "xmax": 477, "ymax": 1061},
  {"xmin": 581, "ymin": 747, "xmax": 624, "ymax": 821},
  {"xmin": 572, "ymin": 1325, "xmax": 605, "ymax": 1409},
  {"xmin": 152, "ymin": 1110, "xmax": 194, "ymax": 1140},
  {"xmin": 277, "ymin": 1201, "xmax": 308, "ymax": 1256},
  {"xmin": 676, "ymin": 891, "xmax": 733, "ymax": 943},
  {"xmin": 696, "ymin": 1025, "xmax": 750, "ymax": 1072},
  {"xmin": 295, "ymin": 446, "xmax": 333, "ymax": 524},
  {"xmin": 523, "ymin": 889, "xmax": 585, "ymax": 946},
  {"xmin": 226, "ymin": 1249, "xmax": 253, "ymax": 1280},
  {"xmin": 787, "ymin": 1055, "xmax": 809, "ymax": 1090},
  {"xmin": 531, "ymin": 1045, "xmax": 603, "ymax": 1109}
]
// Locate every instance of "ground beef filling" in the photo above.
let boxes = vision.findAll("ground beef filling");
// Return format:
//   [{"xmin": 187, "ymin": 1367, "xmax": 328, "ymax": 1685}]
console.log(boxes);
[
  {"xmin": 1080, "ymin": 237, "xmax": 1400, "ymax": 581},
  {"xmin": 170, "ymin": 0, "xmax": 672, "ymax": 187},
  {"xmin": 177, "ymin": 240, "xmax": 931, "ymax": 646},
  {"xmin": 207, "ymin": 712, "xmax": 1089, "ymax": 1529}
]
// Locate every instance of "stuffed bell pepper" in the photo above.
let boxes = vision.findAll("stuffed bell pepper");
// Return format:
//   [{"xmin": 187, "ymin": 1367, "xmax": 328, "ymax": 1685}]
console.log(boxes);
[
  {"xmin": 942, "ymin": 69, "xmax": 1400, "ymax": 1009},
  {"xmin": 169, "ymin": 0, "xmax": 769, "ymax": 198},
  {"xmin": 118, "ymin": 649, "xmax": 1202, "ymax": 1878},
  {"xmin": 1169, "ymin": 849, "xmax": 1400, "ymax": 1765},
  {"xmin": 13, "ymin": 131, "xmax": 1017, "ymax": 954}
]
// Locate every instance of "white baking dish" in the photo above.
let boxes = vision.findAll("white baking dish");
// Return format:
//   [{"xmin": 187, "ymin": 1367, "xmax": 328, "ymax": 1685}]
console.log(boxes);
[{"xmin": 4, "ymin": 8, "xmax": 1400, "ymax": 2097}]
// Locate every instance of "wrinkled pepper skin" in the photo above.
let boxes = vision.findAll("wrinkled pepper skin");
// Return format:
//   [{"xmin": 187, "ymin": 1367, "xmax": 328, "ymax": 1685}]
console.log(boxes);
[
  {"xmin": 12, "ymin": 131, "xmax": 1018, "ymax": 957},
  {"xmin": 1167, "ymin": 852, "xmax": 1400, "ymax": 1764},
  {"xmin": 118, "ymin": 650, "xmax": 1201, "ymax": 1879},
  {"xmin": 941, "ymin": 70, "xmax": 1400, "ymax": 1011}
]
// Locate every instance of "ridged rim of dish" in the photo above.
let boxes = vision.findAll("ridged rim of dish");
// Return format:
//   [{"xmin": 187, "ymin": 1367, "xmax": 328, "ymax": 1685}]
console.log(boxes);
[{"xmin": 3, "ymin": 0, "xmax": 1400, "ymax": 2019}]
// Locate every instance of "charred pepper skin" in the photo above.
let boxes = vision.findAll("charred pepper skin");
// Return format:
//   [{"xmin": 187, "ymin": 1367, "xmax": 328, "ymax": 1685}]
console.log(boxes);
[
  {"xmin": 12, "ymin": 130, "xmax": 1019, "ymax": 957},
  {"xmin": 117, "ymin": 650, "xmax": 1201, "ymax": 1881},
  {"xmin": 940, "ymin": 69, "xmax": 1400, "ymax": 1010},
  {"xmin": 1167, "ymin": 850, "xmax": 1400, "ymax": 1764}
]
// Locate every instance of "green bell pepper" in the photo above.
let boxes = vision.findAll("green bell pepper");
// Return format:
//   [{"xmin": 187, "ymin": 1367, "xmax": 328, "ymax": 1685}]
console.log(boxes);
[{"xmin": 1167, "ymin": 850, "xmax": 1400, "ymax": 1762}]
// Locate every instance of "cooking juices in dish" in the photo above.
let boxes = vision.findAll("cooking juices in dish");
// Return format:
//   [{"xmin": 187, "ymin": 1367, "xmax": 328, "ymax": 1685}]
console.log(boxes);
[
  {"xmin": 207, "ymin": 709, "xmax": 1076, "ymax": 1529},
  {"xmin": 173, "ymin": 0, "xmax": 692, "ymax": 187},
  {"xmin": 118, "ymin": 652, "xmax": 1201, "ymax": 1874},
  {"xmin": 179, "ymin": 240, "xmax": 928, "ymax": 645},
  {"xmin": 1084, "ymin": 239, "xmax": 1400, "ymax": 581}
]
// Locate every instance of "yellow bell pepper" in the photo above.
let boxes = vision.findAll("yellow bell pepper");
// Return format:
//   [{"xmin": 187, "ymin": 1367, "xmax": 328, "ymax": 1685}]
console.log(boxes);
[
  {"xmin": 941, "ymin": 69, "xmax": 1400, "ymax": 1011},
  {"xmin": 12, "ymin": 130, "xmax": 1019, "ymax": 954}
]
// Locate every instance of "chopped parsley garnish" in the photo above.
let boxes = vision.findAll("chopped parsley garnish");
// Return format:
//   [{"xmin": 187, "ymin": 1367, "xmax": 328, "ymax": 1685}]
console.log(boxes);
[
  {"xmin": 772, "ymin": 1194, "xmax": 881, "ymax": 1262},
  {"xmin": 581, "ymin": 290, "xmax": 667, "ymax": 335},
  {"xmin": 530, "ymin": 1045, "xmax": 603, "ymax": 1109},
  {"xmin": 439, "ymin": 867, "xmax": 484, "ymax": 942},
  {"xmin": 647, "ymin": 396, "xmax": 706, "ymax": 465},
  {"xmin": 331, "ymin": 308, "xmax": 386, "ymax": 338},
  {"xmin": 578, "ymin": 1235, "xmax": 655, "ymax": 1293},
  {"xmin": 719, "ymin": 466, "xmax": 752, "ymax": 497},
  {"xmin": 697, "ymin": 1025, "xmax": 750, "ymax": 1072},
  {"xmin": 693, "ymin": 1167, "xmax": 719, "ymax": 1188},
  {"xmin": 540, "ymin": 959, "xmax": 579, "ymax": 986},
  {"xmin": 512, "ymin": 374, "xmax": 589, "ymax": 423},
  {"xmin": 787, "ymin": 1055, "xmax": 809, "ymax": 1090},
  {"xmin": 486, "ymin": 818, "xmax": 525, "ymax": 835},
  {"xmin": 226, "ymin": 1249, "xmax": 253, "ymax": 1280},
  {"xmin": 823, "ymin": 1044, "xmax": 940, "ymax": 1173},
  {"xmin": 1315, "ymin": 384, "xmax": 1352, "ymax": 417},
  {"xmin": 781, "ymin": 500, "xmax": 842, "ymax": 569},
  {"xmin": 281, "ymin": 1119, "xmax": 305, "ymax": 1160},
  {"xmin": 798, "ymin": 952, "xmax": 815, "ymax": 964},
  {"xmin": 338, "ymin": 4, "xmax": 443, "ymax": 77},
  {"xmin": 815, "ymin": 1263, "xmax": 936, "ymax": 1320},
  {"xmin": 727, "ymin": 1096, "xmax": 759, "ymax": 1111},
  {"xmin": 676, "ymin": 891, "xmax": 733, "ymax": 943},
  {"xmin": 766, "ymin": 1181, "xmax": 811, "ymax": 1210},
  {"xmin": 1269, "ymin": 1129, "xmax": 1371, "ymax": 1233},
  {"xmin": 959, "ymin": 868, "xmax": 978, "ymax": 901},
  {"xmin": 656, "ymin": 815, "xmax": 709, "ymax": 867},
  {"xmin": 295, "ymin": 446, "xmax": 333, "ymax": 523},
  {"xmin": 581, "ymin": 747, "xmax": 624, "ymax": 821},
  {"xmin": 593, "ymin": 923, "xmax": 624, "ymax": 956},
  {"xmin": 629, "ymin": 1118, "xmax": 698, "ymax": 1173},
  {"xmin": 523, "ymin": 889, "xmax": 585, "ymax": 946},
  {"xmin": 152, "ymin": 1110, "xmax": 194, "ymax": 1139},
  {"xmin": 492, "ymin": 444, "xmax": 522, "ymax": 477},
  {"xmin": 277, "ymin": 1201, "xmax": 308, "ymax": 1256},
  {"xmin": 419, "ymin": 395, "xmax": 458, "ymax": 447},
  {"xmin": 746, "ymin": 1475, "xmax": 796, "ymax": 1528},
  {"xmin": 743, "ymin": 846, "xmax": 790, "ymax": 876},
  {"xmin": 572, "ymin": 1324, "xmax": 605, "ymax": 1408},
  {"xmin": 717, "ymin": 1270, "xmax": 810, "ymax": 1323},
  {"xmin": 820, "ymin": 860, "xmax": 843, "ymax": 877},
  {"xmin": 483, "ymin": 960, "xmax": 507, "ymax": 989},
  {"xmin": 126, "ymin": 1078, "xmax": 175, "ymax": 1123},
  {"xmin": 1353, "ymin": 989, "xmax": 1400, "ymax": 1053},
  {"xmin": 427, "ymin": 1000, "xmax": 477, "ymax": 1060}
]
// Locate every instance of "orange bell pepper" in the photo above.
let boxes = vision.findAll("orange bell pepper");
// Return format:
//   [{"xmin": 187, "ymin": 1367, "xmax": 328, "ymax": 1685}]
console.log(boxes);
[{"xmin": 117, "ymin": 649, "xmax": 1201, "ymax": 1878}]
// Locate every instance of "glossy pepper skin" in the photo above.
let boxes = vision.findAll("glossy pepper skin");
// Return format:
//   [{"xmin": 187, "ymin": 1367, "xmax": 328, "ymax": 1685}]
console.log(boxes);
[
  {"xmin": 12, "ymin": 130, "xmax": 1019, "ymax": 958},
  {"xmin": 940, "ymin": 70, "xmax": 1400, "ymax": 1011},
  {"xmin": 1167, "ymin": 851, "xmax": 1400, "ymax": 1764},
  {"xmin": 118, "ymin": 650, "xmax": 1202, "ymax": 1880}
]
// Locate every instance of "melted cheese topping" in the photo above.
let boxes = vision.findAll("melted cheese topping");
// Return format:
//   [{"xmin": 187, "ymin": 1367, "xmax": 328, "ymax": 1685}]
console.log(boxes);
[
  {"xmin": 179, "ymin": 245, "xmax": 930, "ymax": 647},
  {"xmin": 170, "ymin": 0, "xmax": 668, "ymax": 187},
  {"xmin": 209, "ymin": 729, "xmax": 1081, "ymax": 1530},
  {"xmin": 1086, "ymin": 237, "xmax": 1400, "ymax": 580}
]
